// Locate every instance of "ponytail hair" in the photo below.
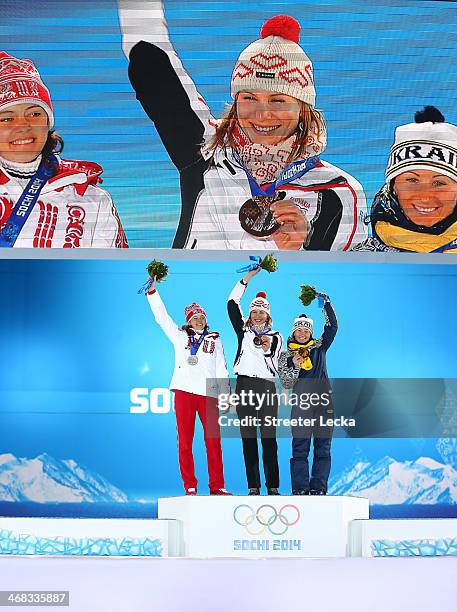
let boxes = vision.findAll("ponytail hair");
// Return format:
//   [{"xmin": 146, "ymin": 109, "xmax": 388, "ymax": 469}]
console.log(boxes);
[{"xmin": 41, "ymin": 130, "xmax": 64, "ymax": 158}]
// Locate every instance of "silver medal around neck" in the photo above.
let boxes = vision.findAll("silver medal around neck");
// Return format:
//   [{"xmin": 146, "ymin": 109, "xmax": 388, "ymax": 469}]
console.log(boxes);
[{"xmin": 187, "ymin": 355, "xmax": 199, "ymax": 366}]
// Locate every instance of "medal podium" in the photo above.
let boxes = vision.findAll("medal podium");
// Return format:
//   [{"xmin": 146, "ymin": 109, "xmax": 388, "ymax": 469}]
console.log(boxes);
[{"xmin": 158, "ymin": 495, "xmax": 369, "ymax": 558}]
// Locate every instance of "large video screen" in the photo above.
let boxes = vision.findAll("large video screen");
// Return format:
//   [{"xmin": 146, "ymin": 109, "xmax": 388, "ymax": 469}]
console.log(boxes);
[{"xmin": 1, "ymin": 0, "xmax": 456, "ymax": 249}]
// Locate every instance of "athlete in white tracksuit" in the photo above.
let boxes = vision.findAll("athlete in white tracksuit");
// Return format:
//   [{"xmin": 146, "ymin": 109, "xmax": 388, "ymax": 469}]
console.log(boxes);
[
  {"xmin": 118, "ymin": 1, "xmax": 367, "ymax": 250},
  {"xmin": 147, "ymin": 281, "xmax": 231, "ymax": 495}
]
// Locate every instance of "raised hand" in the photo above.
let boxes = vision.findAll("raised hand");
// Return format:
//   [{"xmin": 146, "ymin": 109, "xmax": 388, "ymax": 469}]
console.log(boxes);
[
  {"xmin": 292, "ymin": 353, "xmax": 303, "ymax": 367},
  {"xmin": 243, "ymin": 266, "xmax": 261, "ymax": 284},
  {"xmin": 147, "ymin": 276, "xmax": 157, "ymax": 294}
]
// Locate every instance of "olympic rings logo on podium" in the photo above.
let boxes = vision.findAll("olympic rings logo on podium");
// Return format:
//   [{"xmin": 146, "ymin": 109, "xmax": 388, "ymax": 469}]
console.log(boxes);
[{"xmin": 233, "ymin": 504, "xmax": 301, "ymax": 536}]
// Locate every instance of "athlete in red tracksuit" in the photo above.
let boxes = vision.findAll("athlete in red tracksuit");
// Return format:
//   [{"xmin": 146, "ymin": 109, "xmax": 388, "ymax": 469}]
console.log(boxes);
[
  {"xmin": 147, "ymin": 278, "xmax": 231, "ymax": 495},
  {"xmin": 0, "ymin": 52, "xmax": 127, "ymax": 248}
]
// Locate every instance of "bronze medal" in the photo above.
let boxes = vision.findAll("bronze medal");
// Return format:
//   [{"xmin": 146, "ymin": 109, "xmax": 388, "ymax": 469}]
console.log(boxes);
[
  {"xmin": 239, "ymin": 192, "xmax": 285, "ymax": 238},
  {"xmin": 253, "ymin": 336, "xmax": 263, "ymax": 348}
]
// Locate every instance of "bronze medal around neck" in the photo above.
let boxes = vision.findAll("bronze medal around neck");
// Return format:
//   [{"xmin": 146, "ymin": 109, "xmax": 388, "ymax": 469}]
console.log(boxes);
[
  {"xmin": 239, "ymin": 191, "xmax": 286, "ymax": 238},
  {"xmin": 253, "ymin": 336, "xmax": 264, "ymax": 348}
]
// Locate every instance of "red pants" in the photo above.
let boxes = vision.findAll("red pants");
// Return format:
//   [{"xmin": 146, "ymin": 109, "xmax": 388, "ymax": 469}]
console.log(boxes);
[{"xmin": 174, "ymin": 390, "xmax": 225, "ymax": 491}]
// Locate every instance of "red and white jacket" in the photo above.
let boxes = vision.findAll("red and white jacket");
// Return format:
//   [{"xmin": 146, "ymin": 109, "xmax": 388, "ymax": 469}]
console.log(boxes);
[
  {"xmin": 147, "ymin": 290, "xmax": 230, "ymax": 398},
  {"xmin": 0, "ymin": 158, "xmax": 128, "ymax": 248}
]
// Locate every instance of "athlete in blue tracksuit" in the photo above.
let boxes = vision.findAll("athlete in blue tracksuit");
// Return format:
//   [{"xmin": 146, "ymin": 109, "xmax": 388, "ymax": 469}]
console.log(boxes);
[{"xmin": 278, "ymin": 295, "xmax": 338, "ymax": 494}]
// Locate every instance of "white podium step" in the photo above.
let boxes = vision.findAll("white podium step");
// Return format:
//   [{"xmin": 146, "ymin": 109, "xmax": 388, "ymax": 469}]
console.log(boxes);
[
  {"xmin": 0, "ymin": 517, "xmax": 182, "ymax": 557},
  {"xmin": 158, "ymin": 495, "xmax": 369, "ymax": 558},
  {"xmin": 349, "ymin": 518, "xmax": 457, "ymax": 557}
]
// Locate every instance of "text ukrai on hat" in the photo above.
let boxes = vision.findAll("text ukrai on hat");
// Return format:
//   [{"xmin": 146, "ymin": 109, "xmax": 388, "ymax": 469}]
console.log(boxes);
[
  {"xmin": 351, "ymin": 106, "xmax": 457, "ymax": 253},
  {"xmin": 386, "ymin": 106, "xmax": 457, "ymax": 184},
  {"xmin": 231, "ymin": 15, "xmax": 316, "ymax": 107},
  {"xmin": 292, "ymin": 314, "xmax": 314, "ymax": 336},
  {"xmin": 0, "ymin": 53, "xmax": 54, "ymax": 128}
]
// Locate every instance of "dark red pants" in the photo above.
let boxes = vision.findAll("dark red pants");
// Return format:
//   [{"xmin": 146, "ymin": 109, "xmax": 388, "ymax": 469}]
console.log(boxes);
[{"xmin": 174, "ymin": 390, "xmax": 225, "ymax": 492}]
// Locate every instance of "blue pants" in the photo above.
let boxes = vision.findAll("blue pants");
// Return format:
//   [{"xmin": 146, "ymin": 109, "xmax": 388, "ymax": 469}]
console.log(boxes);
[{"xmin": 290, "ymin": 436, "xmax": 332, "ymax": 492}]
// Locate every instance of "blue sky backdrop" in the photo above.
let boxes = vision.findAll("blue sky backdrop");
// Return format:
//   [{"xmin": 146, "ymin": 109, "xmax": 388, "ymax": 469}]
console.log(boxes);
[{"xmin": 0, "ymin": 258, "xmax": 456, "ymax": 498}]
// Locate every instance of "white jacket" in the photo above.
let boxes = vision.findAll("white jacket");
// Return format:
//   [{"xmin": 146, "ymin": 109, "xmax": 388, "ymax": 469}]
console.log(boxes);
[
  {"xmin": 147, "ymin": 290, "xmax": 230, "ymax": 398},
  {"xmin": 0, "ymin": 158, "xmax": 127, "ymax": 248},
  {"xmin": 186, "ymin": 153, "xmax": 367, "ymax": 250},
  {"xmin": 227, "ymin": 281, "xmax": 284, "ymax": 379}
]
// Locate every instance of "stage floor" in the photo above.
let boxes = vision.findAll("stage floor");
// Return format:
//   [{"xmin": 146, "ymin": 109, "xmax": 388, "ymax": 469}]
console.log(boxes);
[{"xmin": 0, "ymin": 556, "xmax": 455, "ymax": 611}]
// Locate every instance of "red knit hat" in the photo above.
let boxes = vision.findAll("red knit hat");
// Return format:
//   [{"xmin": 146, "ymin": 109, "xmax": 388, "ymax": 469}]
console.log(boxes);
[
  {"xmin": 0, "ymin": 52, "xmax": 54, "ymax": 128},
  {"xmin": 184, "ymin": 302, "xmax": 207, "ymax": 323}
]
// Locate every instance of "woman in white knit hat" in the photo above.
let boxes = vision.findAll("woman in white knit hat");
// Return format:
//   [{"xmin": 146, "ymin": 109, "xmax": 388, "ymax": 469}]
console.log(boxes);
[
  {"xmin": 119, "ymin": 1, "xmax": 367, "ymax": 250},
  {"xmin": 0, "ymin": 52, "xmax": 127, "ymax": 248},
  {"xmin": 227, "ymin": 267, "xmax": 283, "ymax": 494},
  {"xmin": 353, "ymin": 106, "xmax": 457, "ymax": 253},
  {"xmin": 278, "ymin": 293, "xmax": 338, "ymax": 495}
]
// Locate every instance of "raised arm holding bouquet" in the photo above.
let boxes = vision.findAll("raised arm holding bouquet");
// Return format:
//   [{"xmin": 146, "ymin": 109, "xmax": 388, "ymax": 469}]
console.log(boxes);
[
  {"xmin": 227, "ymin": 261, "xmax": 283, "ymax": 495},
  {"xmin": 144, "ymin": 264, "xmax": 231, "ymax": 496},
  {"xmin": 278, "ymin": 286, "xmax": 338, "ymax": 495}
]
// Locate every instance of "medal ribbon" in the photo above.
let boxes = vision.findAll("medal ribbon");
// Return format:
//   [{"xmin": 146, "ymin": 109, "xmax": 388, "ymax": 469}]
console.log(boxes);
[
  {"xmin": 251, "ymin": 326, "xmax": 272, "ymax": 337},
  {"xmin": 236, "ymin": 255, "xmax": 262, "ymax": 273},
  {"xmin": 288, "ymin": 340, "xmax": 315, "ymax": 371},
  {"xmin": 0, "ymin": 154, "xmax": 59, "ymax": 248},
  {"xmin": 189, "ymin": 330, "xmax": 208, "ymax": 356},
  {"xmin": 231, "ymin": 150, "xmax": 319, "ymax": 198},
  {"xmin": 433, "ymin": 241, "xmax": 457, "ymax": 253},
  {"xmin": 138, "ymin": 277, "xmax": 154, "ymax": 295}
]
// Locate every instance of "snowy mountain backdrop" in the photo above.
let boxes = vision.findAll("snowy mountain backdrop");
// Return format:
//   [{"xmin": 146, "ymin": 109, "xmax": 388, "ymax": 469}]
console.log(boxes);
[
  {"xmin": 329, "ymin": 455, "xmax": 457, "ymax": 504},
  {"xmin": 1, "ymin": 451, "xmax": 456, "ymax": 505},
  {"xmin": 0, "ymin": 453, "xmax": 128, "ymax": 503}
]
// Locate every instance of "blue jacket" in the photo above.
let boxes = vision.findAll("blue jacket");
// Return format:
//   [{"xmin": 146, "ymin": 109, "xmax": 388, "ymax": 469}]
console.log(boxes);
[{"xmin": 278, "ymin": 301, "xmax": 338, "ymax": 389}]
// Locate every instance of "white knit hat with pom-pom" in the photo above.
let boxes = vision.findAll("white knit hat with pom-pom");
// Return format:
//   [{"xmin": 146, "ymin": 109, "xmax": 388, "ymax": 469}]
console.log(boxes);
[
  {"xmin": 249, "ymin": 291, "xmax": 270, "ymax": 314},
  {"xmin": 231, "ymin": 15, "xmax": 316, "ymax": 107},
  {"xmin": 386, "ymin": 106, "xmax": 457, "ymax": 183}
]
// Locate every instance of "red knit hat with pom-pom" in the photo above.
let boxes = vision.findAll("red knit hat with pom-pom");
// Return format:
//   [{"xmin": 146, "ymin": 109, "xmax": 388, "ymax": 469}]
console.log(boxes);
[{"xmin": 231, "ymin": 15, "xmax": 315, "ymax": 106}]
